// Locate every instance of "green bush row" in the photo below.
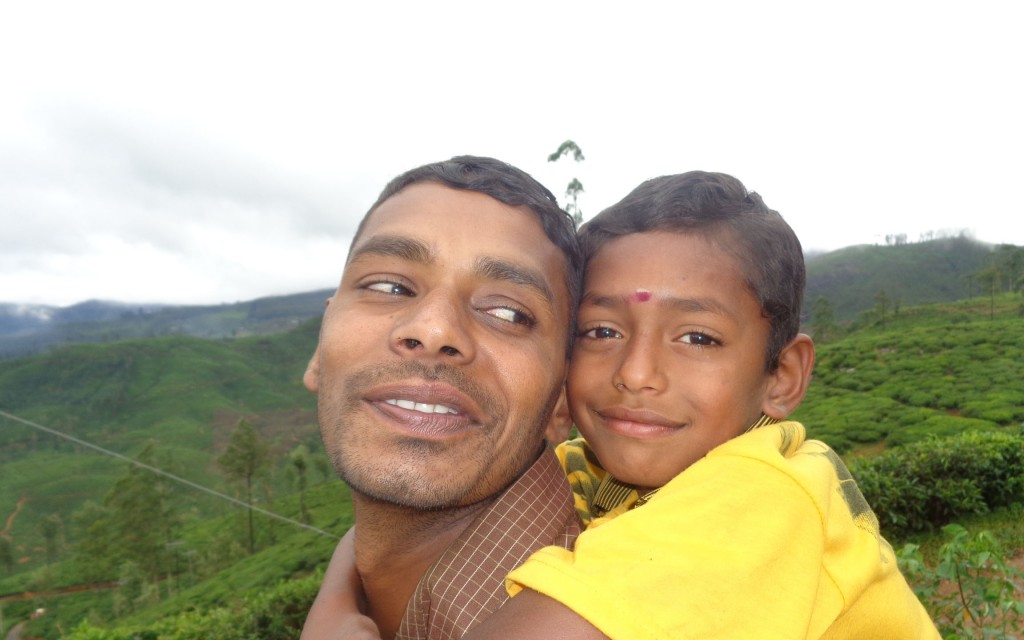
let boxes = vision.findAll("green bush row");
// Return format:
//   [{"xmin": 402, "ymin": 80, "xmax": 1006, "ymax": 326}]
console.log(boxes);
[
  {"xmin": 851, "ymin": 428, "xmax": 1024, "ymax": 538},
  {"xmin": 61, "ymin": 571, "xmax": 320, "ymax": 640}
]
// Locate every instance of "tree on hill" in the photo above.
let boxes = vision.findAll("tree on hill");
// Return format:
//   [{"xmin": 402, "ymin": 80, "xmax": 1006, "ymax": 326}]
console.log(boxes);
[
  {"xmin": 0, "ymin": 535, "xmax": 13, "ymax": 573},
  {"xmin": 973, "ymin": 267, "xmax": 1000, "ymax": 320},
  {"xmin": 218, "ymin": 418, "xmax": 272, "ymax": 554},
  {"xmin": 993, "ymin": 244, "xmax": 1024, "ymax": 292},
  {"xmin": 71, "ymin": 499, "xmax": 118, "ymax": 581},
  {"xmin": 102, "ymin": 445, "xmax": 182, "ymax": 586},
  {"xmin": 39, "ymin": 512, "xmax": 64, "ymax": 564},
  {"xmin": 810, "ymin": 296, "xmax": 839, "ymax": 343},
  {"xmin": 874, "ymin": 289, "xmax": 891, "ymax": 330},
  {"xmin": 548, "ymin": 140, "xmax": 586, "ymax": 225},
  {"xmin": 289, "ymin": 444, "xmax": 312, "ymax": 525}
]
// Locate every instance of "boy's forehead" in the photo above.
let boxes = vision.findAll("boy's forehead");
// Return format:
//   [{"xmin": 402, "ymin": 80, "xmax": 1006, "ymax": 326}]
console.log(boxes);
[{"xmin": 583, "ymin": 231, "xmax": 760, "ymax": 317}]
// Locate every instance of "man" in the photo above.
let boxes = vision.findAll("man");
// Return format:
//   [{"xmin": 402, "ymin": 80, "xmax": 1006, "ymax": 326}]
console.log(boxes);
[{"xmin": 301, "ymin": 156, "xmax": 584, "ymax": 639}]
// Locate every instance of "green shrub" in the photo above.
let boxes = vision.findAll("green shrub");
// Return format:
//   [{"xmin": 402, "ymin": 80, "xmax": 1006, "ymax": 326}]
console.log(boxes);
[
  {"xmin": 63, "ymin": 571, "xmax": 321, "ymax": 640},
  {"xmin": 898, "ymin": 525, "xmax": 1024, "ymax": 638},
  {"xmin": 851, "ymin": 429, "xmax": 1024, "ymax": 537}
]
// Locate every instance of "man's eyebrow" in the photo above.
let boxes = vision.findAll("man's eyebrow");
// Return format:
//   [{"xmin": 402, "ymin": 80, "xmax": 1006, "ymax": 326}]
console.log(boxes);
[
  {"xmin": 584, "ymin": 293, "xmax": 732, "ymax": 317},
  {"xmin": 475, "ymin": 257, "xmax": 554, "ymax": 300},
  {"xmin": 347, "ymin": 235, "xmax": 432, "ymax": 265}
]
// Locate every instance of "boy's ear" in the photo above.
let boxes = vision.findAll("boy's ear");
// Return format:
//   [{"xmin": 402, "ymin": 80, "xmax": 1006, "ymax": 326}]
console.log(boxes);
[
  {"xmin": 544, "ymin": 381, "xmax": 572, "ymax": 445},
  {"xmin": 762, "ymin": 333, "xmax": 815, "ymax": 419}
]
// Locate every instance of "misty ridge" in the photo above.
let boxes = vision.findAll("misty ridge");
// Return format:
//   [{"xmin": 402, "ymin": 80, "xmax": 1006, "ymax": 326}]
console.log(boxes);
[{"xmin": 2, "ymin": 234, "xmax": 1018, "ymax": 360}]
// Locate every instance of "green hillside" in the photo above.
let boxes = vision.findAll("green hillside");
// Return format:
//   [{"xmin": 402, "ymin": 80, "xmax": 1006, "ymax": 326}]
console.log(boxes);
[
  {"xmin": 2, "ymin": 289, "xmax": 1023, "ymax": 637},
  {"xmin": 0, "ymin": 318, "xmax": 325, "ymax": 586},
  {"xmin": 804, "ymin": 236, "xmax": 998, "ymax": 321},
  {"xmin": 794, "ymin": 293, "xmax": 1024, "ymax": 453}
]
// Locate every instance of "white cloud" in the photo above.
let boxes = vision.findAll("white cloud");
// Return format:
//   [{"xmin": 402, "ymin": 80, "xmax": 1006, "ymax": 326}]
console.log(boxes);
[{"xmin": 1, "ymin": 0, "xmax": 1022, "ymax": 305}]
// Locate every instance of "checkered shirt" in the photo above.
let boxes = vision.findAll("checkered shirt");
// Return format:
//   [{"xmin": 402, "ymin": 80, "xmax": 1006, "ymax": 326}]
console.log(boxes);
[{"xmin": 395, "ymin": 446, "xmax": 581, "ymax": 639}]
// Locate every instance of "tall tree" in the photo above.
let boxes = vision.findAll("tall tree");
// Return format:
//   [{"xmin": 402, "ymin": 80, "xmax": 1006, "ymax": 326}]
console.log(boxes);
[
  {"xmin": 95, "ymin": 445, "xmax": 182, "ymax": 588},
  {"xmin": 811, "ymin": 296, "xmax": 838, "ymax": 344},
  {"xmin": 993, "ymin": 244, "xmax": 1024, "ymax": 292},
  {"xmin": 0, "ymin": 535, "xmax": 13, "ymax": 574},
  {"xmin": 548, "ymin": 140, "xmax": 586, "ymax": 225},
  {"xmin": 289, "ymin": 445, "xmax": 312, "ymax": 525},
  {"xmin": 973, "ymin": 267, "xmax": 1000, "ymax": 319},
  {"xmin": 218, "ymin": 418, "xmax": 272, "ymax": 554},
  {"xmin": 874, "ymin": 289, "xmax": 891, "ymax": 330},
  {"xmin": 71, "ymin": 500, "xmax": 117, "ymax": 581},
  {"xmin": 39, "ymin": 513, "xmax": 63, "ymax": 564}
]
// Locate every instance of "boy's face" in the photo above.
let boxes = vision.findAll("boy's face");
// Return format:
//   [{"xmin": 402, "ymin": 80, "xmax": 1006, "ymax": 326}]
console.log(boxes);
[{"xmin": 567, "ymin": 231, "xmax": 773, "ymax": 492}]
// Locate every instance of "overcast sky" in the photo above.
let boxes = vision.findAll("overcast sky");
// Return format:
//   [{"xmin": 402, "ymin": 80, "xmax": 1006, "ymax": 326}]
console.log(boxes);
[{"xmin": 2, "ymin": 1, "xmax": 1021, "ymax": 307}]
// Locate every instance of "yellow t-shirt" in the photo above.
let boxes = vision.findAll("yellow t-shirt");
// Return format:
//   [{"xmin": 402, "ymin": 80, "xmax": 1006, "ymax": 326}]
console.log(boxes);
[{"xmin": 511, "ymin": 422, "xmax": 939, "ymax": 639}]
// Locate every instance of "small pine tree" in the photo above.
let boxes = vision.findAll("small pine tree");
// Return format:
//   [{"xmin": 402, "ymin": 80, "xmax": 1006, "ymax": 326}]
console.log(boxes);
[
  {"xmin": 217, "ymin": 418, "xmax": 271, "ymax": 554},
  {"xmin": 548, "ymin": 140, "xmax": 586, "ymax": 225}
]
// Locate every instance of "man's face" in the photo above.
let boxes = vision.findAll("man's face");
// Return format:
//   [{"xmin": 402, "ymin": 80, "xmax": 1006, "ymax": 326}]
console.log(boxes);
[{"xmin": 309, "ymin": 182, "xmax": 571, "ymax": 510}]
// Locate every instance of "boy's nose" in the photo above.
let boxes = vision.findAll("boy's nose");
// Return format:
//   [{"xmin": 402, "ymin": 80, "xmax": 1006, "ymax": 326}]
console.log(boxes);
[{"xmin": 613, "ymin": 334, "xmax": 667, "ymax": 393}]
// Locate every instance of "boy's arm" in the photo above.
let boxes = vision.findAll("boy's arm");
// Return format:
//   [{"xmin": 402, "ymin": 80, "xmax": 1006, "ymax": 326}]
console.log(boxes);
[
  {"xmin": 463, "ymin": 589, "xmax": 608, "ymax": 639},
  {"xmin": 301, "ymin": 528, "xmax": 382, "ymax": 640}
]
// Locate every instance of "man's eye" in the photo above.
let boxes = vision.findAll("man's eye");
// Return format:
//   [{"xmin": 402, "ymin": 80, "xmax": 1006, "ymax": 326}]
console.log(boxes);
[
  {"xmin": 680, "ymin": 332, "xmax": 718, "ymax": 347},
  {"xmin": 486, "ymin": 307, "xmax": 534, "ymax": 326},
  {"xmin": 579, "ymin": 326, "xmax": 621, "ymax": 340},
  {"xmin": 365, "ymin": 281, "xmax": 412, "ymax": 296}
]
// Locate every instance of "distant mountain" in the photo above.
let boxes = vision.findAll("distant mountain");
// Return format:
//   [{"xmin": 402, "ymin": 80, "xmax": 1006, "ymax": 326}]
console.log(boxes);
[
  {"xmin": 1, "ymin": 235, "xmax": 1012, "ymax": 358},
  {"xmin": 0, "ymin": 289, "xmax": 334, "ymax": 359},
  {"xmin": 804, "ymin": 236, "xmax": 996, "ymax": 322}
]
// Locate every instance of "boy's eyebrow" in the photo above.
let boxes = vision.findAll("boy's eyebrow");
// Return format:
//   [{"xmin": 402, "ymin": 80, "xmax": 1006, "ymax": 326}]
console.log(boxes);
[
  {"xmin": 475, "ymin": 256, "xmax": 554, "ymax": 300},
  {"xmin": 348, "ymin": 235, "xmax": 432, "ymax": 265},
  {"xmin": 584, "ymin": 293, "xmax": 732, "ymax": 317}
]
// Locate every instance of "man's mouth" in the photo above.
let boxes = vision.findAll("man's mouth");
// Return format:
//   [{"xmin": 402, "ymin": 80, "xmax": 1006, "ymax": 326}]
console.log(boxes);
[{"xmin": 383, "ymin": 399, "xmax": 459, "ymax": 415}]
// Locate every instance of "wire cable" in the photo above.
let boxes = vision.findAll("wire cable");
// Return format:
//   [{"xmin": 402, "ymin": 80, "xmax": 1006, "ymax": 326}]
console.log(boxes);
[{"xmin": 0, "ymin": 409, "xmax": 341, "ymax": 540}]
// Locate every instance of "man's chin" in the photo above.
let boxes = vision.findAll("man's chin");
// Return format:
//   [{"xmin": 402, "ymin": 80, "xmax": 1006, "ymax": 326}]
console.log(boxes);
[{"xmin": 341, "ymin": 464, "xmax": 478, "ymax": 511}]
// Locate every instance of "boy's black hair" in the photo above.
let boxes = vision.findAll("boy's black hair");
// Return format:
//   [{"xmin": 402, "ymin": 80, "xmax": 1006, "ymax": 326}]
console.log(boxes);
[
  {"xmin": 578, "ymin": 171, "xmax": 804, "ymax": 371},
  {"xmin": 349, "ymin": 155, "xmax": 583, "ymax": 357}
]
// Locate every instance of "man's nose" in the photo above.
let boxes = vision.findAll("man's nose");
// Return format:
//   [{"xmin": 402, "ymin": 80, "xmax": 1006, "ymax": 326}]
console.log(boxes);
[{"xmin": 389, "ymin": 289, "xmax": 475, "ymax": 361}]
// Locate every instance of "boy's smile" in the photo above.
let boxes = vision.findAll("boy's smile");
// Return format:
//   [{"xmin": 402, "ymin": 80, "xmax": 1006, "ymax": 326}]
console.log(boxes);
[{"xmin": 567, "ymin": 231, "xmax": 776, "ymax": 492}]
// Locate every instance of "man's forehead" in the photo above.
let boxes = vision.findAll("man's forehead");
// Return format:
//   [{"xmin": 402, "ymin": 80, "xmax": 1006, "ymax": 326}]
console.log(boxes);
[
  {"xmin": 350, "ymin": 184, "xmax": 567, "ymax": 283},
  {"xmin": 357, "ymin": 184, "xmax": 551, "ymax": 252}
]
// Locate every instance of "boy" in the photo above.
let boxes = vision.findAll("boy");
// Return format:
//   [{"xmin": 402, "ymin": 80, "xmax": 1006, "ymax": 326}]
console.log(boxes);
[
  {"xmin": 465, "ymin": 171, "xmax": 938, "ymax": 638},
  {"xmin": 305, "ymin": 171, "xmax": 939, "ymax": 639}
]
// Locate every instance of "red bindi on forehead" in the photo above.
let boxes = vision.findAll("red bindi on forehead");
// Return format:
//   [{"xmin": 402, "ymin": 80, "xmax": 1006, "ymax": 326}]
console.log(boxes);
[{"xmin": 629, "ymin": 289, "xmax": 652, "ymax": 303}]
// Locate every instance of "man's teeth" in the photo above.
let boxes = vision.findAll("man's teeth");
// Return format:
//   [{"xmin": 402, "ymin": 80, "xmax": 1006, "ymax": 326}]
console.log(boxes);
[{"xmin": 385, "ymin": 399, "xmax": 458, "ymax": 414}]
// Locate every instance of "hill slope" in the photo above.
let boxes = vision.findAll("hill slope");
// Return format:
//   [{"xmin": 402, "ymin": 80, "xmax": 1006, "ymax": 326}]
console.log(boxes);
[
  {"xmin": 804, "ymin": 236, "xmax": 995, "ymax": 321},
  {"xmin": 0, "ymin": 318, "xmax": 324, "ymax": 582},
  {"xmin": 0, "ymin": 288, "xmax": 334, "ymax": 359}
]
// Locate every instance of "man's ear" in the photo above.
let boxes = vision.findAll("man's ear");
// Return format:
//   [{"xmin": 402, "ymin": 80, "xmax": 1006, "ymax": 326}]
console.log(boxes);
[
  {"xmin": 544, "ymin": 382, "xmax": 572, "ymax": 445},
  {"xmin": 303, "ymin": 297, "xmax": 331, "ymax": 393},
  {"xmin": 303, "ymin": 347, "xmax": 321, "ymax": 393},
  {"xmin": 762, "ymin": 333, "xmax": 815, "ymax": 419}
]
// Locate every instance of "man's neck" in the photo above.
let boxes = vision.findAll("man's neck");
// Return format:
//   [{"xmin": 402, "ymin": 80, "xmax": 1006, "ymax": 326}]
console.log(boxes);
[{"xmin": 352, "ymin": 495, "xmax": 493, "ymax": 640}]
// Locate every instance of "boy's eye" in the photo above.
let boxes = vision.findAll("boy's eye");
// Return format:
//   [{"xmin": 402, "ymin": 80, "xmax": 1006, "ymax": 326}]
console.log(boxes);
[
  {"xmin": 485, "ymin": 306, "xmax": 535, "ymax": 326},
  {"xmin": 579, "ymin": 326, "xmax": 622, "ymax": 340},
  {"xmin": 365, "ymin": 281, "xmax": 412, "ymax": 296},
  {"xmin": 680, "ymin": 332, "xmax": 718, "ymax": 347}
]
